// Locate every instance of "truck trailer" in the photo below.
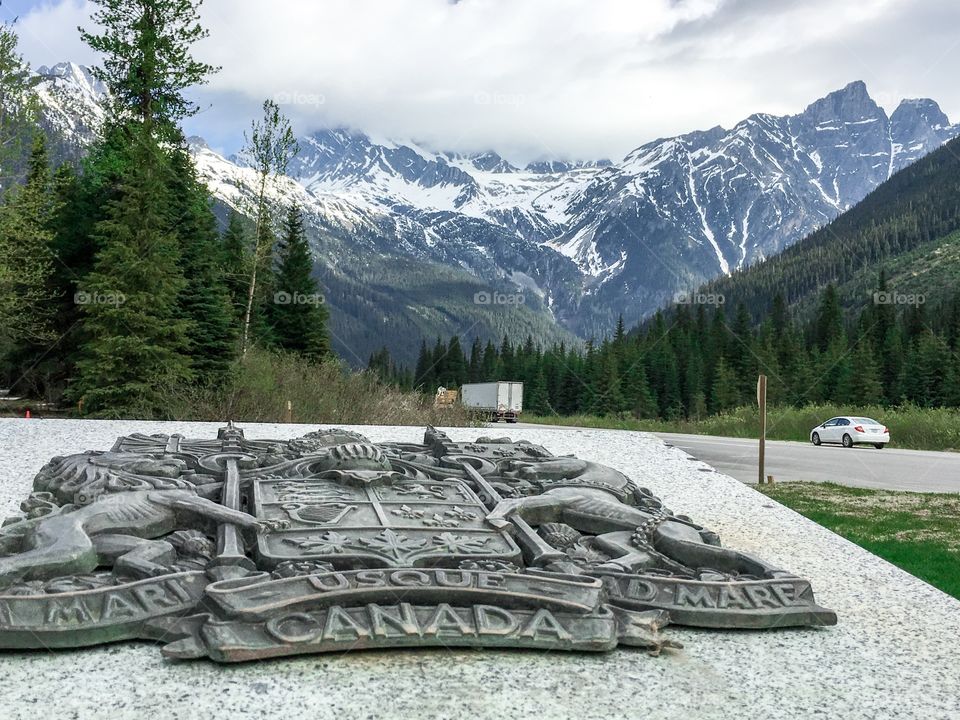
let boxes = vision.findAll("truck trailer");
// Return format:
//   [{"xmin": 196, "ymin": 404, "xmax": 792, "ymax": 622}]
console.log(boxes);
[{"xmin": 459, "ymin": 382, "xmax": 523, "ymax": 422}]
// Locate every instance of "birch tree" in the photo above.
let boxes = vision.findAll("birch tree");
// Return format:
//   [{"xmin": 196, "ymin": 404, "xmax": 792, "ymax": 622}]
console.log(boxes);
[{"xmin": 238, "ymin": 99, "xmax": 299, "ymax": 355}]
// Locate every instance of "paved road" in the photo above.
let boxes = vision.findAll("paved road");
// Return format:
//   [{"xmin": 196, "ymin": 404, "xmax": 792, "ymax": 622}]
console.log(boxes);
[
  {"xmin": 653, "ymin": 433, "xmax": 960, "ymax": 493},
  {"xmin": 500, "ymin": 423, "xmax": 960, "ymax": 493}
]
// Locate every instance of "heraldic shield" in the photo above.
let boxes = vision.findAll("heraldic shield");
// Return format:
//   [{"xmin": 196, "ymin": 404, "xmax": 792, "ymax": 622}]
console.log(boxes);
[
  {"xmin": 254, "ymin": 472, "xmax": 522, "ymax": 568},
  {"xmin": 0, "ymin": 424, "xmax": 836, "ymax": 662}
]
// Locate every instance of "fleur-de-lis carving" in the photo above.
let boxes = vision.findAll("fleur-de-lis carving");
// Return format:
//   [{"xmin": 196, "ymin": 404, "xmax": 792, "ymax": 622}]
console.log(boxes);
[{"xmin": 390, "ymin": 504, "xmax": 424, "ymax": 520}]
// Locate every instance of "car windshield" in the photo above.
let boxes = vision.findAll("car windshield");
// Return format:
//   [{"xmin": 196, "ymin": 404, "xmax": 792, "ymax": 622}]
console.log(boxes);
[{"xmin": 852, "ymin": 417, "xmax": 880, "ymax": 425}]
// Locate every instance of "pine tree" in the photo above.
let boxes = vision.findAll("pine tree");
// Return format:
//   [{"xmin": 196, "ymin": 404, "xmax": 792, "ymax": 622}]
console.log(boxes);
[
  {"xmin": 468, "ymin": 337, "xmax": 483, "ymax": 382},
  {"xmin": 556, "ymin": 358, "xmax": 583, "ymax": 415},
  {"xmin": 904, "ymin": 332, "xmax": 949, "ymax": 406},
  {"xmin": 221, "ymin": 210, "xmax": 251, "ymax": 321},
  {"xmin": 367, "ymin": 347, "xmax": 392, "ymax": 379},
  {"xmin": 80, "ymin": 0, "xmax": 219, "ymax": 140},
  {"xmin": 577, "ymin": 340, "xmax": 602, "ymax": 414},
  {"xmin": 542, "ymin": 346, "xmax": 563, "ymax": 408},
  {"xmin": 848, "ymin": 340, "xmax": 883, "ymax": 405},
  {"xmin": 613, "ymin": 315, "xmax": 627, "ymax": 347},
  {"xmin": 44, "ymin": 140, "xmax": 143, "ymax": 400},
  {"xmin": 605, "ymin": 349, "xmax": 628, "ymax": 415},
  {"xmin": 525, "ymin": 366, "xmax": 551, "ymax": 415},
  {"xmin": 814, "ymin": 336, "xmax": 853, "ymax": 405},
  {"xmin": 0, "ymin": 22, "xmax": 38, "ymax": 192},
  {"xmin": 871, "ymin": 270, "xmax": 894, "ymax": 350},
  {"xmin": 428, "ymin": 337, "xmax": 449, "ymax": 389},
  {"xmin": 770, "ymin": 293, "xmax": 788, "ymax": 341},
  {"xmin": 729, "ymin": 301, "xmax": 756, "ymax": 400},
  {"xmin": 683, "ymin": 351, "xmax": 707, "ymax": 419},
  {"xmin": 481, "ymin": 340, "xmax": 499, "ymax": 381},
  {"xmin": 903, "ymin": 303, "xmax": 927, "ymax": 345},
  {"xmin": 448, "ymin": 336, "xmax": 469, "ymax": 387},
  {"xmin": 943, "ymin": 349, "xmax": 960, "ymax": 407},
  {"xmin": 624, "ymin": 362, "xmax": 658, "ymax": 418},
  {"xmin": 709, "ymin": 306, "xmax": 728, "ymax": 360},
  {"xmin": 50, "ymin": 0, "xmax": 229, "ymax": 412},
  {"xmin": 0, "ymin": 133, "xmax": 56, "ymax": 350},
  {"xmin": 814, "ymin": 284, "xmax": 844, "ymax": 351},
  {"xmin": 499, "ymin": 336, "xmax": 515, "ymax": 378},
  {"xmin": 711, "ymin": 357, "xmax": 740, "ymax": 412},
  {"xmin": 945, "ymin": 292, "xmax": 960, "ymax": 351},
  {"xmin": 880, "ymin": 322, "xmax": 906, "ymax": 403},
  {"xmin": 72, "ymin": 134, "xmax": 192, "ymax": 415},
  {"xmin": 167, "ymin": 147, "xmax": 236, "ymax": 384},
  {"xmin": 270, "ymin": 204, "xmax": 330, "ymax": 360},
  {"xmin": 414, "ymin": 340, "xmax": 433, "ymax": 391}
]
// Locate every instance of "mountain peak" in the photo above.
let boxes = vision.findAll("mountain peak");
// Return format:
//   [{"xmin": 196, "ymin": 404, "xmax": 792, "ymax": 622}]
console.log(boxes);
[
  {"xmin": 891, "ymin": 97, "xmax": 950, "ymax": 130},
  {"xmin": 37, "ymin": 60, "xmax": 88, "ymax": 77},
  {"xmin": 464, "ymin": 151, "xmax": 517, "ymax": 173},
  {"xmin": 187, "ymin": 136, "xmax": 210, "ymax": 152},
  {"xmin": 838, "ymin": 79, "xmax": 869, "ymax": 98},
  {"xmin": 802, "ymin": 80, "xmax": 883, "ymax": 123},
  {"xmin": 36, "ymin": 62, "xmax": 106, "ymax": 94}
]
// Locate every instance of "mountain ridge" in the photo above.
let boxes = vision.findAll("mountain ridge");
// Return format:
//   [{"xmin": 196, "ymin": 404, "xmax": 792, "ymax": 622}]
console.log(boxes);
[{"xmin": 34, "ymin": 62, "xmax": 960, "ymax": 361}]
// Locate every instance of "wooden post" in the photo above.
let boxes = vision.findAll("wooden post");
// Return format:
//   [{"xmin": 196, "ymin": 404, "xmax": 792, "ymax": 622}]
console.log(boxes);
[
  {"xmin": 757, "ymin": 374, "xmax": 767, "ymax": 486},
  {"xmin": 285, "ymin": 400, "xmax": 293, "ymax": 423}
]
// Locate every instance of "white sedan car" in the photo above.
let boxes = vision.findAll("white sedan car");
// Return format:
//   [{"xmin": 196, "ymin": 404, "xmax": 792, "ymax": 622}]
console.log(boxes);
[{"xmin": 810, "ymin": 416, "xmax": 890, "ymax": 449}]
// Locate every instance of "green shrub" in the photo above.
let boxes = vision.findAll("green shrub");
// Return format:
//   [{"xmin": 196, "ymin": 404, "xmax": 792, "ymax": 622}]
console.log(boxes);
[{"xmin": 165, "ymin": 348, "xmax": 473, "ymax": 426}]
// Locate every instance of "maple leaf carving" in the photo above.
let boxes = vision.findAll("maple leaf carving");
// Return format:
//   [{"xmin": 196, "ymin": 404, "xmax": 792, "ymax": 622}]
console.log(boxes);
[
  {"xmin": 432, "ymin": 533, "xmax": 490, "ymax": 554},
  {"xmin": 284, "ymin": 531, "xmax": 351, "ymax": 554},
  {"xmin": 359, "ymin": 529, "xmax": 427, "ymax": 561}
]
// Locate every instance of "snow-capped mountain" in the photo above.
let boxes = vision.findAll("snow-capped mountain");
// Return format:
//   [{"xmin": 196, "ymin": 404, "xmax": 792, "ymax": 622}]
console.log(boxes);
[
  {"xmin": 284, "ymin": 128, "xmax": 603, "ymax": 246},
  {"xmin": 278, "ymin": 82, "xmax": 960, "ymax": 331},
  {"xmin": 542, "ymin": 81, "xmax": 960, "ymax": 322},
  {"xmin": 34, "ymin": 62, "xmax": 107, "ymax": 164},
  {"xmin": 35, "ymin": 63, "xmax": 960, "ymax": 351}
]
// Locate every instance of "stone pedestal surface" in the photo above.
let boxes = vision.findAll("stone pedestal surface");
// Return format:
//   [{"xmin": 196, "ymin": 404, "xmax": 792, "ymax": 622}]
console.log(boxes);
[{"xmin": 0, "ymin": 419, "xmax": 957, "ymax": 720}]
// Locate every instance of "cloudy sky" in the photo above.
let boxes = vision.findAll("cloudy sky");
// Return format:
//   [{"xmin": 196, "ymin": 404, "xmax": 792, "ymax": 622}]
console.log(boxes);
[{"xmin": 4, "ymin": 0, "xmax": 960, "ymax": 162}]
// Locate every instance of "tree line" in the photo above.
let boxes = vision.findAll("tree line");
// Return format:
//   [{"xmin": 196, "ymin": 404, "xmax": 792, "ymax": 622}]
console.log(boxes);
[
  {"xmin": 371, "ymin": 275, "xmax": 960, "ymax": 417},
  {"xmin": 0, "ymin": 1, "xmax": 330, "ymax": 416}
]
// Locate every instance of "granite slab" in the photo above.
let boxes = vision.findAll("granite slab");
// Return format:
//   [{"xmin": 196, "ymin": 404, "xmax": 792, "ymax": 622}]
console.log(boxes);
[{"xmin": 0, "ymin": 418, "xmax": 958, "ymax": 720}]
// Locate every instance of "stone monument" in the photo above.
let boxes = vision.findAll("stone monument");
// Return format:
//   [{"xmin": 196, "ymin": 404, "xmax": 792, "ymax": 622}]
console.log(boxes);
[{"xmin": 0, "ymin": 424, "xmax": 835, "ymax": 661}]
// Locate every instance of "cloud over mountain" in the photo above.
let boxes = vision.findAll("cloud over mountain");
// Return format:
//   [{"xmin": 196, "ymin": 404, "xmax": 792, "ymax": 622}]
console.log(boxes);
[{"xmin": 10, "ymin": 0, "xmax": 960, "ymax": 161}]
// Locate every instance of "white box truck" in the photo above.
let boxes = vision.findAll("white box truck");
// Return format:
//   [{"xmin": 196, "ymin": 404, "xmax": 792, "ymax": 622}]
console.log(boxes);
[{"xmin": 460, "ymin": 382, "xmax": 523, "ymax": 422}]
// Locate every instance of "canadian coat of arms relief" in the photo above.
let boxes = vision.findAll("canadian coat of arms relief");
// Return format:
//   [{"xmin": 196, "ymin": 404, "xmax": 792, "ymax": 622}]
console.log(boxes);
[{"xmin": 0, "ymin": 425, "xmax": 835, "ymax": 661}]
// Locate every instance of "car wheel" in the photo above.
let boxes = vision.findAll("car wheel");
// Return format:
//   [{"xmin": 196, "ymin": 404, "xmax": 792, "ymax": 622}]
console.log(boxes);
[
  {"xmin": 874, "ymin": 443, "xmax": 885, "ymax": 449},
  {"xmin": 812, "ymin": 432, "xmax": 821, "ymax": 446},
  {"xmin": 842, "ymin": 434, "xmax": 854, "ymax": 448}
]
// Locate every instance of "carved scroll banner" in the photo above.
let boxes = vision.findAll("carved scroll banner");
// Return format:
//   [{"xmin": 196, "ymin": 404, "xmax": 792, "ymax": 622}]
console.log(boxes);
[
  {"xmin": 203, "ymin": 569, "xmax": 605, "ymax": 618},
  {"xmin": 164, "ymin": 605, "xmax": 632, "ymax": 662},
  {"xmin": 594, "ymin": 572, "xmax": 836, "ymax": 628},
  {"xmin": 0, "ymin": 424, "xmax": 836, "ymax": 661},
  {"xmin": 0, "ymin": 572, "xmax": 208, "ymax": 648}
]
